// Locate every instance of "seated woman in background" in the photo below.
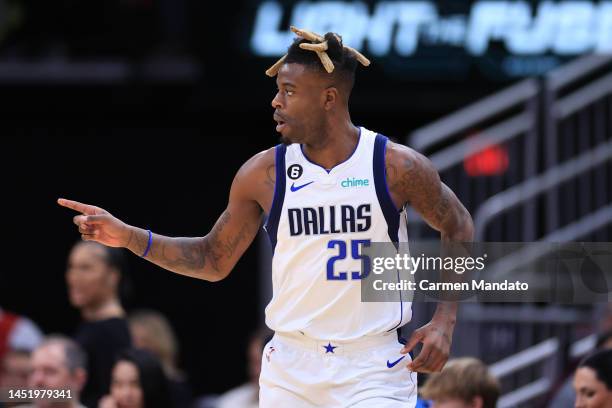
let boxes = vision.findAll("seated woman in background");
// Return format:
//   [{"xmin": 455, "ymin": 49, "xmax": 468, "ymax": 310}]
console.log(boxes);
[
  {"xmin": 128, "ymin": 310, "xmax": 192, "ymax": 407},
  {"xmin": 574, "ymin": 349, "xmax": 612, "ymax": 408},
  {"xmin": 99, "ymin": 348, "xmax": 173, "ymax": 408}
]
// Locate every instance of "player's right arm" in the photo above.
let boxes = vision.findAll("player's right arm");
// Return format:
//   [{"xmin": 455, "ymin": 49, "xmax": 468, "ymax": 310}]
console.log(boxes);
[{"xmin": 58, "ymin": 148, "xmax": 276, "ymax": 282}]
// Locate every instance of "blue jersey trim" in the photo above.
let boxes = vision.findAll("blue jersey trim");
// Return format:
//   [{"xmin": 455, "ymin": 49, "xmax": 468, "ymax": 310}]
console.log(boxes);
[
  {"xmin": 264, "ymin": 144, "xmax": 287, "ymax": 252},
  {"xmin": 374, "ymin": 134, "xmax": 405, "ymax": 332},
  {"xmin": 373, "ymin": 134, "xmax": 400, "ymax": 242},
  {"xmin": 299, "ymin": 127, "xmax": 362, "ymax": 173},
  {"xmin": 389, "ymin": 214, "xmax": 411, "ymax": 332}
]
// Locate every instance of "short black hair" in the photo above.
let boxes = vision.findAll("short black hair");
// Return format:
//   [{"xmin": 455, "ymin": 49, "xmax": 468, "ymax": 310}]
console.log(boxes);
[
  {"xmin": 284, "ymin": 32, "xmax": 358, "ymax": 95},
  {"xmin": 578, "ymin": 349, "xmax": 612, "ymax": 389}
]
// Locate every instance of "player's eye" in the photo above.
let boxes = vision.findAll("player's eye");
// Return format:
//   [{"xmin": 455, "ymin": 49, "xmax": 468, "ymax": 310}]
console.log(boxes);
[{"xmin": 286, "ymin": 90, "xmax": 294, "ymax": 96}]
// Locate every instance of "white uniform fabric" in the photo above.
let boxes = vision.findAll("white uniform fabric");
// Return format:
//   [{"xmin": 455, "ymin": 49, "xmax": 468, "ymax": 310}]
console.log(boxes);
[
  {"xmin": 264, "ymin": 128, "xmax": 412, "ymax": 340},
  {"xmin": 260, "ymin": 332, "xmax": 417, "ymax": 407},
  {"xmin": 261, "ymin": 128, "xmax": 416, "ymax": 407}
]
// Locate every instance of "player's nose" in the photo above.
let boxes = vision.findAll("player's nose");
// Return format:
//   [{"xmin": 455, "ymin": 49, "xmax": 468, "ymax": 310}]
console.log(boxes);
[{"xmin": 271, "ymin": 92, "xmax": 283, "ymax": 109}]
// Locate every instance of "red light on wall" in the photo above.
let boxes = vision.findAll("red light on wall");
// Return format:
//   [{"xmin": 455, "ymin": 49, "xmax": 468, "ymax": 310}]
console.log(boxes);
[{"xmin": 463, "ymin": 144, "xmax": 509, "ymax": 176}]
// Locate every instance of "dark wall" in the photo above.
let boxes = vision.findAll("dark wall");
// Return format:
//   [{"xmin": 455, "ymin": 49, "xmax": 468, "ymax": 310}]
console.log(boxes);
[{"xmin": 1, "ymin": 125, "xmax": 271, "ymax": 395}]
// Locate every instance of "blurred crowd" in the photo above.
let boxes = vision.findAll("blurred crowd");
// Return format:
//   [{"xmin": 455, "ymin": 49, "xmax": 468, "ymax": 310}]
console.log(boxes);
[
  {"xmin": 0, "ymin": 241, "xmax": 268, "ymax": 408},
  {"xmin": 1, "ymin": 241, "xmax": 611, "ymax": 408}
]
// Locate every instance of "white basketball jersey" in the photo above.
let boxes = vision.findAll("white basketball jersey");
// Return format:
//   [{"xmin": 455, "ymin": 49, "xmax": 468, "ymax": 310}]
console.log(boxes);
[{"xmin": 264, "ymin": 128, "xmax": 412, "ymax": 341}]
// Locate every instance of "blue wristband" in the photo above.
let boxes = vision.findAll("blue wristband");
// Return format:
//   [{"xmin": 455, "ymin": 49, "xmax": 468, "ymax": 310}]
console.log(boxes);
[{"xmin": 142, "ymin": 230, "xmax": 152, "ymax": 257}]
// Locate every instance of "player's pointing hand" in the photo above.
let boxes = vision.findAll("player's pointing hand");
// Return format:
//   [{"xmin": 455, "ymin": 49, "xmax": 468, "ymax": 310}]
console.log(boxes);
[{"xmin": 57, "ymin": 198, "xmax": 132, "ymax": 248}]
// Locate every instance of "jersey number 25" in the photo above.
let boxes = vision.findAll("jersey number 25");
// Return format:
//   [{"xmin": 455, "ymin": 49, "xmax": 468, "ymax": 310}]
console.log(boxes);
[{"xmin": 327, "ymin": 239, "xmax": 371, "ymax": 280}]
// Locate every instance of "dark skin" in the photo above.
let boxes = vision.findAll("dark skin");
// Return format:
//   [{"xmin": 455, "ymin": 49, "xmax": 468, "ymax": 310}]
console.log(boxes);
[{"xmin": 58, "ymin": 62, "xmax": 473, "ymax": 374}]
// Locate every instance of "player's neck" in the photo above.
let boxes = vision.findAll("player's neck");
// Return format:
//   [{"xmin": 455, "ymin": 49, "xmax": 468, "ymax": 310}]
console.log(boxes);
[
  {"xmin": 81, "ymin": 298, "xmax": 125, "ymax": 321},
  {"xmin": 302, "ymin": 119, "xmax": 359, "ymax": 170}
]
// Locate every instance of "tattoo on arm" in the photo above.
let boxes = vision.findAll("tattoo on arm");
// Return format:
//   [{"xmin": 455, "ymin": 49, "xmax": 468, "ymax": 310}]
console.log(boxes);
[
  {"xmin": 126, "ymin": 209, "xmax": 262, "ymax": 280},
  {"xmin": 386, "ymin": 157, "xmax": 415, "ymax": 204},
  {"xmin": 387, "ymin": 147, "xmax": 472, "ymax": 239},
  {"xmin": 159, "ymin": 238, "xmax": 207, "ymax": 271}
]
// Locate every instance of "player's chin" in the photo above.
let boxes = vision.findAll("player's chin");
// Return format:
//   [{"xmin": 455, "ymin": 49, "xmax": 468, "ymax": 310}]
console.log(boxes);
[
  {"xmin": 279, "ymin": 134, "xmax": 293, "ymax": 145},
  {"xmin": 279, "ymin": 129, "xmax": 296, "ymax": 145},
  {"xmin": 280, "ymin": 128, "xmax": 306, "ymax": 145}
]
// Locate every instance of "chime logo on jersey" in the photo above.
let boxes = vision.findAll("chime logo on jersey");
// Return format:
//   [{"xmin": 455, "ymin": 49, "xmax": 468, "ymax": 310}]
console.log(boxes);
[
  {"xmin": 287, "ymin": 204, "xmax": 372, "ymax": 236},
  {"xmin": 341, "ymin": 177, "xmax": 370, "ymax": 188}
]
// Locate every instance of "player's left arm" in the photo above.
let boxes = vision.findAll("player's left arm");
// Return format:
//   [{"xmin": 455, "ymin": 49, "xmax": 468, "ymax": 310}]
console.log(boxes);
[{"xmin": 385, "ymin": 141, "xmax": 474, "ymax": 373}]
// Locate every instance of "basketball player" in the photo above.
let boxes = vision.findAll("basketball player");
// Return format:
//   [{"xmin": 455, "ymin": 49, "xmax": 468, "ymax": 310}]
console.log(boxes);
[{"xmin": 58, "ymin": 29, "xmax": 474, "ymax": 407}]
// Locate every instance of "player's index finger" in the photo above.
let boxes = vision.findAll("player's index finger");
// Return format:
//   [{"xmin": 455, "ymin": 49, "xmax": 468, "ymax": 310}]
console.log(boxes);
[{"xmin": 57, "ymin": 198, "xmax": 95, "ymax": 215}]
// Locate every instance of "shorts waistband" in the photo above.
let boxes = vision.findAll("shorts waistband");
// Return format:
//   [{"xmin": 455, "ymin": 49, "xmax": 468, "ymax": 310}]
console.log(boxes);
[{"xmin": 273, "ymin": 331, "xmax": 400, "ymax": 356}]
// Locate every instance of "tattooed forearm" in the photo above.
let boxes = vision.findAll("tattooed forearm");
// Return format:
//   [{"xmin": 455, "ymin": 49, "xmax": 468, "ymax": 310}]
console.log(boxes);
[
  {"xmin": 202, "ymin": 210, "xmax": 257, "ymax": 273},
  {"xmin": 125, "ymin": 229, "xmax": 211, "ymax": 278},
  {"xmin": 158, "ymin": 238, "xmax": 207, "ymax": 271},
  {"xmin": 124, "ymin": 208, "xmax": 262, "ymax": 282},
  {"xmin": 211, "ymin": 211, "xmax": 261, "ymax": 259}
]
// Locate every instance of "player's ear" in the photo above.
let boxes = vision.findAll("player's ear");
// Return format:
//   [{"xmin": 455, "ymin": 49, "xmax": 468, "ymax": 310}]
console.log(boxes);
[{"xmin": 323, "ymin": 87, "xmax": 339, "ymax": 111}]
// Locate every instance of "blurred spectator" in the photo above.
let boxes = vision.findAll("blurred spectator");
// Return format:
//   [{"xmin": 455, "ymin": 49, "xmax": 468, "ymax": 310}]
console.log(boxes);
[
  {"xmin": 595, "ymin": 329, "xmax": 612, "ymax": 350},
  {"xmin": 548, "ymin": 321, "xmax": 612, "ymax": 407},
  {"xmin": 99, "ymin": 348, "xmax": 173, "ymax": 408},
  {"xmin": 24, "ymin": 335, "xmax": 87, "ymax": 408},
  {"xmin": 0, "ymin": 349, "xmax": 32, "ymax": 407},
  {"xmin": 1, "ymin": 348, "xmax": 31, "ymax": 387},
  {"xmin": 0, "ymin": 307, "xmax": 43, "ymax": 361},
  {"xmin": 66, "ymin": 241, "xmax": 132, "ymax": 407},
  {"xmin": 128, "ymin": 309, "xmax": 192, "ymax": 407},
  {"xmin": 573, "ymin": 349, "xmax": 612, "ymax": 408},
  {"xmin": 213, "ymin": 329, "xmax": 272, "ymax": 408},
  {"xmin": 419, "ymin": 357, "xmax": 500, "ymax": 408}
]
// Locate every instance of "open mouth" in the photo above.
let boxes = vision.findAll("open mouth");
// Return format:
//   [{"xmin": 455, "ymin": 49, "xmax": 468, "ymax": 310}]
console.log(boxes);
[{"xmin": 274, "ymin": 115, "xmax": 287, "ymax": 132}]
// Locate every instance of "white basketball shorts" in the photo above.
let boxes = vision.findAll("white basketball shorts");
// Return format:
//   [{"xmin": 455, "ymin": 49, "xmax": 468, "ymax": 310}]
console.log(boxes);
[{"xmin": 259, "ymin": 331, "xmax": 418, "ymax": 407}]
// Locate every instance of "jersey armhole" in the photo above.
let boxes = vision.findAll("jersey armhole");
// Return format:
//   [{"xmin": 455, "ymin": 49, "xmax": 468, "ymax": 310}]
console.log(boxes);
[
  {"xmin": 373, "ymin": 134, "xmax": 401, "ymax": 243},
  {"xmin": 264, "ymin": 144, "xmax": 287, "ymax": 251}
]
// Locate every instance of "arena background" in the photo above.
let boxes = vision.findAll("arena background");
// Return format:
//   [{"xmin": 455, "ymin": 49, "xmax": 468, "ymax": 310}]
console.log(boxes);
[{"xmin": 2, "ymin": 0, "xmax": 612, "ymax": 406}]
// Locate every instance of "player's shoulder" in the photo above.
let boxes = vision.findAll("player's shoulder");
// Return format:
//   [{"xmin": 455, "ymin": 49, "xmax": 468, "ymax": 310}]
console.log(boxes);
[
  {"xmin": 383, "ymin": 139, "xmax": 440, "ymax": 206},
  {"xmin": 237, "ymin": 147, "xmax": 276, "ymax": 178},
  {"xmin": 231, "ymin": 147, "xmax": 277, "ymax": 200},
  {"xmin": 384, "ymin": 139, "xmax": 432, "ymax": 173}
]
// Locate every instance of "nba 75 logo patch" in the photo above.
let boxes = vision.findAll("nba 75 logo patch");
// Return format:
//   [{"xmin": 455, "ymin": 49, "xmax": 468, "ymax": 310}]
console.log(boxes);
[{"xmin": 265, "ymin": 346, "xmax": 276, "ymax": 362}]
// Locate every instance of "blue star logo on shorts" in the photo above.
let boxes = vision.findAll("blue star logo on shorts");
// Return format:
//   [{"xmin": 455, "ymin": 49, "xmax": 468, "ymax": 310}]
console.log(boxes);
[{"xmin": 323, "ymin": 342, "xmax": 337, "ymax": 353}]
